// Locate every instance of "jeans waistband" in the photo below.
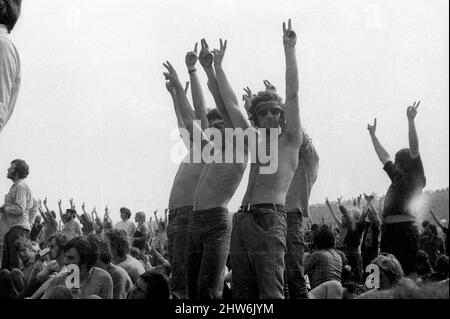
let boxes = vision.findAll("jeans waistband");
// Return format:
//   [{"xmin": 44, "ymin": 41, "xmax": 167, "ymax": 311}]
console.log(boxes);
[
  {"xmin": 239, "ymin": 203, "xmax": 285, "ymax": 213},
  {"xmin": 169, "ymin": 206, "xmax": 193, "ymax": 217},
  {"xmin": 286, "ymin": 208, "xmax": 302, "ymax": 214},
  {"xmin": 192, "ymin": 207, "xmax": 229, "ymax": 216}
]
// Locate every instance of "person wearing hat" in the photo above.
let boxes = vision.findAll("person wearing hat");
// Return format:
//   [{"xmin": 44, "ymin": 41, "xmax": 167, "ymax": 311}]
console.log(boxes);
[{"xmin": 0, "ymin": 0, "xmax": 21, "ymax": 133}]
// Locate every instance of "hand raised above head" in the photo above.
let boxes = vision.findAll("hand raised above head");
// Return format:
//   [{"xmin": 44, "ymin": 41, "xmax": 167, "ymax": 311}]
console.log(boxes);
[
  {"xmin": 263, "ymin": 80, "xmax": 277, "ymax": 93},
  {"xmin": 364, "ymin": 192, "xmax": 376, "ymax": 203},
  {"xmin": 367, "ymin": 118, "xmax": 377, "ymax": 135},
  {"xmin": 407, "ymin": 100, "xmax": 420, "ymax": 119},
  {"xmin": 163, "ymin": 61, "xmax": 182, "ymax": 89},
  {"xmin": 283, "ymin": 19, "xmax": 297, "ymax": 48},
  {"xmin": 199, "ymin": 39, "xmax": 214, "ymax": 68},
  {"xmin": 185, "ymin": 42, "xmax": 198, "ymax": 70},
  {"xmin": 212, "ymin": 38, "xmax": 227, "ymax": 67}
]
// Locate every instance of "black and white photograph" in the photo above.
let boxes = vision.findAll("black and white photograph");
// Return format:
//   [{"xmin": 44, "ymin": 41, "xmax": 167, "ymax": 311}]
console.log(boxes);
[{"xmin": 0, "ymin": 0, "xmax": 448, "ymax": 311}]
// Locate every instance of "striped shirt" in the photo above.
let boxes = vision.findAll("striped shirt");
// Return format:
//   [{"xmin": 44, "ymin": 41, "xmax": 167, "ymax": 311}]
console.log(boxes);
[{"xmin": 0, "ymin": 24, "xmax": 21, "ymax": 133}]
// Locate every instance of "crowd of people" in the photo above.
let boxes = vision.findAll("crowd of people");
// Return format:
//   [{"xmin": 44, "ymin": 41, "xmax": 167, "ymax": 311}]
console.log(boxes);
[{"xmin": 0, "ymin": 2, "xmax": 448, "ymax": 300}]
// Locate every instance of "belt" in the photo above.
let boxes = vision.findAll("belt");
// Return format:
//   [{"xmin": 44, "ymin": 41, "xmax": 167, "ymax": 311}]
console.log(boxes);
[{"xmin": 239, "ymin": 203, "xmax": 285, "ymax": 213}]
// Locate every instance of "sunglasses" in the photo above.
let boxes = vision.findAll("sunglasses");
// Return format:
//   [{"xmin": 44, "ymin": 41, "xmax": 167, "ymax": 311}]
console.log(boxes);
[{"xmin": 256, "ymin": 108, "xmax": 281, "ymax": 117}]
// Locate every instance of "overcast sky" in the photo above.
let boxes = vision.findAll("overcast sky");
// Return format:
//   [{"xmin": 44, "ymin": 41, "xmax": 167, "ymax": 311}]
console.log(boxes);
[{"xmin": 0, "ymin": 0, "xmax": 448, "ymax": 222}]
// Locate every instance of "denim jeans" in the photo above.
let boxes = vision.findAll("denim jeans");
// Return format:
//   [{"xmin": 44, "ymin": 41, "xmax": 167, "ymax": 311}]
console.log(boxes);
[
  {"xmin": 167, "ymin": 206, "xmax": 192, "ymax": 299},
  {"xmin": 186, "ymin": 207, "xmax": 231, "ymax": 299},
  {"xmin": 284, "ymin": 209, "xmax": 308, "ymax": 298},
  {"xmin": 230, "ymin": 207, "xmax": 287, "ymax": 299},
  {"xmin": 1, "ymin": 227, "xmax": 30, "ymax": 270}
]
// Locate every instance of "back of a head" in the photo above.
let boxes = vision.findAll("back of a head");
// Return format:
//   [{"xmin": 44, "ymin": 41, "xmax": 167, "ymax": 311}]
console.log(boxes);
[
  {"xmin": 206, "ymin": 108, "xmax": 223, "ymax": 122},
  {"xmin": 435, "ymin": 255, "xmax": 449, "ymax": 276},
  {"xmin": 416, "ymin": 250, "xmax": 432, "ymax": 276},
  {"xmin": 88, "ymin": 234, "xmax": 112, "ymax": 265},
  {"xmin": 372, "ymin": 253, "xmax": 405, "ymax": 286},
  {"xmin": 394, "ymin": 148, "xmax": 413, "ymax": 173},
  {"xmin": 313, "ymin": 225, "xmax": 336, "ymax": 250},
  {"xmin": 140, "ymin": 270, "xmax": 171, "ymax": 300},
  {"xmin": 105, "ymin": 229, "xmax": 129, "ymax": 258},
  {"xmin": 427, "ymin": 224, "xmax": 438, "ymax": 237},
  {"xmin": 348, "ymin": 207, "xmax": 362, "ymax": 221},
  {"xmin": 422, "ymin": 220, "xmax": 430, "ymax": 230},
  {"xmin": 0, "ymin": 0, "xmax": 21, "ymax": 32}
]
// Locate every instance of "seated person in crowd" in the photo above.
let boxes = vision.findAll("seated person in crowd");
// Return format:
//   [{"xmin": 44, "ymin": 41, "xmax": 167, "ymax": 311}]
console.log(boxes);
[
  {"xmin": 128, "ymin": 270, "xmax": 171, "ymax": 299},
  {"xmin": 40, "ymin": 236, "xmax": 113, "ymax": 299},
  {"xmin": 105, "ymin": 229, "xmax": 145, "ymax": 283},
  {"xmin": 88, "ymin": 235, "xmax": 133, "ymax": 299},
  {"xmin": 420, "ymin": 223, "xmax": 445, "ymax": 266},
  {"xmin": 430, "ymin": 255, "xmax": 449, "ymax": 282},
  {"xmin": 304, "ymin": 225, "xmax": 344, "ymax": 291},
  {"xmin": 359, "ymin": 253, "xmax": 405, "ymax": 298},
  {"xmin": 0, "ymin": 237, "xmax": 44, "ymax": 298}
]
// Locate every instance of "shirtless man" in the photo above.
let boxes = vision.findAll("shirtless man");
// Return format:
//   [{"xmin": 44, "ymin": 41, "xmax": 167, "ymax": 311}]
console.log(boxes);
[
  {"xmin": 243, "ymin": 82, "xmax": 319, "ymax": 298},
  {"xmin": 165, "ymin": 44, "xmax": 207, "ymax": 299},
  {"xmin": 185, "ymin": 39, "xmax": 247, "ymax": 299},
  {"xmin": 214, "ymin": 19, "xmax": 303, "ymax": 299},
  {"xmin": 164, "ymin": 39, "xmax": 247, "ymax": 299}
]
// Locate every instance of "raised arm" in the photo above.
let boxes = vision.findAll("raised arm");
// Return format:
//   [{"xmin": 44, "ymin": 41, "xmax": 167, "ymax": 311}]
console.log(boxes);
[
  {"xmin": 69, "ymin": 198, "xmax": 75, "ymax": 210},
  {"xmin": 407, "ymin": 100, "xmax": 420, "ymax": 159},
  {"xmin": 57, "ymin": 199, "xmax": 64, "ymax": 221},
  {"xmin": 198, "ymin": 39, "xmax": 233, "ymax": 128},
  {"xmin": 282, "ymin": 19, "xmax": 302, "ymax": 146},
  {"xmin": 43, "ymin": 197, "xmax": 50, "ymax": 215},
  {"xmin": 164, "ymin": 61, "xmax": 209, "ymax": 147},
  {"xmin": 185, "ymin": 43, "xmax": 208, "ymax": 130},
  {"xmin": 213, "ymin": 39, "xmax": 253, "ymax": 130},
  {"xmin": 367, "ymin": 118, "xmax": 391, "ymax": 165},
  {"xmin": 325, "ymin": 197, "xmax": 343, "ymax": 228},
  {"xmin": 429, "ymin": 210, "xmax": 445, "ymax": 230},
  {"xmin": 338, "ymin": 203, "xmax": 353, "ymax": 228},
  {"xmin": 242, "ymin": 86, "xmax": 254, "ymax": 126},
  {"xmin": 37, "ymin": 200, "xmax": 47, "ymax": 223}
]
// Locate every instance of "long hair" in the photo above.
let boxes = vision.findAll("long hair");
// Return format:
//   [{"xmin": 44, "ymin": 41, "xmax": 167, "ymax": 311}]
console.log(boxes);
[
  {"xmin": 248, "ymin": 90, "xmax": 285, "ymax": 128},
  {"xmin": 0, "ymin": 0, "xmax": 22, "ymax": 32}
]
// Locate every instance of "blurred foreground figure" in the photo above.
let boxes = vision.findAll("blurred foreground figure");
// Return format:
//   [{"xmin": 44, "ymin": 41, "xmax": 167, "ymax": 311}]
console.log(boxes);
[{"xmin": 0, "ymin": 0, "xmax": 21, "ymax": 133}]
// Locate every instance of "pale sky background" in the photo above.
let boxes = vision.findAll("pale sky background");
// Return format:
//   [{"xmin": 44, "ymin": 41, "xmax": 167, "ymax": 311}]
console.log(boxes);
[{"xmin": 0, "ymin": 0, "xmax": 448, "ymax": 222}]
